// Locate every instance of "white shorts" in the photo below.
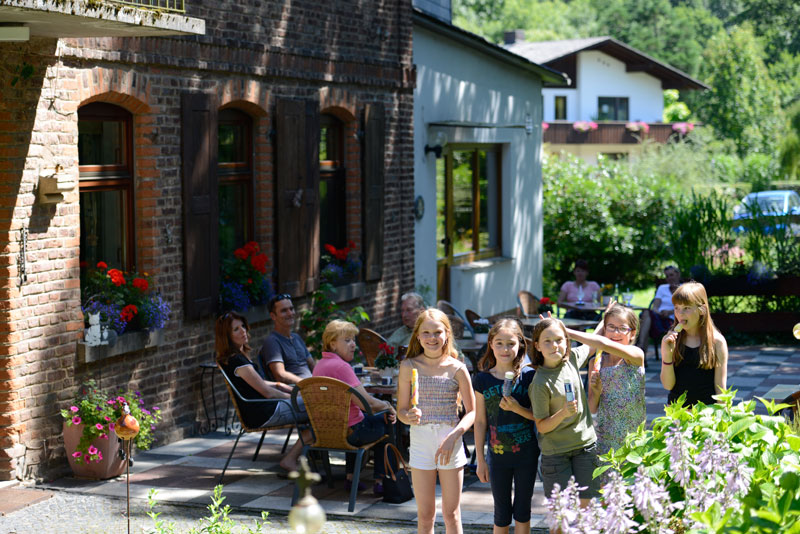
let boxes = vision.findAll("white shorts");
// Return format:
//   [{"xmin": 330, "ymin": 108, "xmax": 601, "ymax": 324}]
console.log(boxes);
[{"xmin": 409, "ymin": 424, "xmax": 468, "ymax": 470}]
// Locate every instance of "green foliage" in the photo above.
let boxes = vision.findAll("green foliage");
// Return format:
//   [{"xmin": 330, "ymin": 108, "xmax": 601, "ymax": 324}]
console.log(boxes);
[
  {"xmin": 695, "ymin": 25, "xmax": 784, "ymax": 157},
  {"xmin": 146, "ymin": 486, "xmax": 269, "ymax": 534},
  {"xmin": 663, "ymin": 89, "xmax": 692, "ymax": 123},
  {"xmin": 298, "ymin": 283, "xmax": 369, "ymax": 359},
  {"xmin": 742, "ymin": 153, "xmax": 777, "ymax": 192},
  {"xmin": 542, "ymin": 152, "xmax": 679, "ymax": 294},
  {"xmin": 603, "ymin": 390, "xmax": 800, "ymax": 533},
  {"xmin": 779, "ymin": 101, "xmax": 800, "ymax": 180}
]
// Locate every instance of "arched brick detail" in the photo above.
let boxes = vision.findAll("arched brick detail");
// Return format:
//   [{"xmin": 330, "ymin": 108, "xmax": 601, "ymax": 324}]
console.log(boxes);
[
  {"xmin": 77, "ymin": 68, "xmax": 153, "ymax": 115},
  {"xmin": 219, "ymin": 80, "xmax": 269, "ymax": 116},
  {"xmin": 319, "ymin": 87, "xmax": 357, "ymax": 121}
]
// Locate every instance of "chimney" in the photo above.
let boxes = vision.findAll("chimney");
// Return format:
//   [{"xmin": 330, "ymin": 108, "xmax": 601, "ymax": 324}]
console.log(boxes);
[{"xmin": 504, "ymin": 29, "xmax": 525, "ymax": 45}]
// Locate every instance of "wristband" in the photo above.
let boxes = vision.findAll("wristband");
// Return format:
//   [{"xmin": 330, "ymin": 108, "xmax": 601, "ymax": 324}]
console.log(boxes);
[{"xmin": 662, "ymin": 360, "xmax": 674, "ymax": 366}]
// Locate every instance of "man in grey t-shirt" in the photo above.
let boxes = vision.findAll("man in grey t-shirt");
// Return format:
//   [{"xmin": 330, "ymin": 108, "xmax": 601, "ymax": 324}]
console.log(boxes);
[{"xmin": 259, "ymin": 294, "xmax": 315, "ymax": 384}]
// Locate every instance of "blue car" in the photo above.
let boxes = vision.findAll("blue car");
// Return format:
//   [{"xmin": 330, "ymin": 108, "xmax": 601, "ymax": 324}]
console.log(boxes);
[{"xmin": 732, "ymin": 190, "xmax": 800, "ymax": 235}]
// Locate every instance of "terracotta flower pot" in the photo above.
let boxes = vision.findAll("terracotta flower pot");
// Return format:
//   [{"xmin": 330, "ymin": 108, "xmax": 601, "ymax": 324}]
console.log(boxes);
[{"xmin": 63, "ymin": 422, "xmax": 126, "ymax": 479}]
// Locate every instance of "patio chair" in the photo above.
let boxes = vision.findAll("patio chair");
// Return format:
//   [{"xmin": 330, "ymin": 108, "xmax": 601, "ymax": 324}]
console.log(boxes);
[
  {"xmin": 517, "ymin": 290, "xmax": 541, "ymax": 319},
  {"xmin": 217, "ymin": 365, "xmax": 299, "ymax": 484},
  {"xmin": 291, "ymin": 377, "xmax": 389, "ymax": 512},
  {"xmin": 437, "ymin": 300, "xmax": 474, "ymax": 336},
  {"xmin": 356, "ymin": 327, "xmax": 387, "ymax": 367},
  {"xmin": 464, "ymin": 309, "xmax": 482, "ymax": 330},
  {"xmin": 780, "ymin": 390, "xmax": 800, "ymax": 423}
]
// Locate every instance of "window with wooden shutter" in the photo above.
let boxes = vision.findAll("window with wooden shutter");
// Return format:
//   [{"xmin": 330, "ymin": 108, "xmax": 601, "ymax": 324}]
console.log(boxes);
[
  {"xmin": 181, "ymin": 92, "xmax": 219, "ymax": 319},
  {"xmin": 275, "ymin": 98, "xmax": 320, "ymax": 297},
  {"xmin": 362, "ymin": 103, "xmax": 386, "ymax": 282}
]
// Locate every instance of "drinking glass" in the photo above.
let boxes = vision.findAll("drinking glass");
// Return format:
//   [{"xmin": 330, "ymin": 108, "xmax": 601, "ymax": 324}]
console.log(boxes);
[{"xmin": 622, "ymin": 291, "xmax": 634, "ymax": 306}]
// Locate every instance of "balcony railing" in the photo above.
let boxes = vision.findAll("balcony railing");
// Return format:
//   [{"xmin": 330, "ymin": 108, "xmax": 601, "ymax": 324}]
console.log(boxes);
[
  {"xmin": 543, "ymin": 121, "xmax": 678, "ymax": 145},
  {"xmin": 106, "ymin": 0, "xmax": 184, "ymax": 13}
]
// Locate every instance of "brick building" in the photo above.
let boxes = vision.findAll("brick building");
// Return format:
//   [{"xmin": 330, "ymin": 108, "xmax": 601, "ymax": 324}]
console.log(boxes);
[{"xmin": 0, "ymin": 0, "xmax": 415, "ymax": 480}]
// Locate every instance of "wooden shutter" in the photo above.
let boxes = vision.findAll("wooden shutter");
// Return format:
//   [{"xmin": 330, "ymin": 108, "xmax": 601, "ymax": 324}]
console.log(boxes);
[
  {"xmin": 181, "ymin": 91, "xmax": 219, "ymax": 319},
  {"xmin": 362, "ymin": 103, "xmax": 386, "ymax": 282},
  {"xmin": 275, "ymin": 98, "xmax": 320, "ymax": 297}
]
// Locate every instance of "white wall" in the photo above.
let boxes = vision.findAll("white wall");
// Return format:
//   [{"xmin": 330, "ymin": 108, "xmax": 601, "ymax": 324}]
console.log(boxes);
[
  {"xmin": 542, "ymin": 50, "xmax": 664, "ymax": 122},
  {"xmin": 413, "ymin": 25, "xmax": 544, "ymax": 316}
]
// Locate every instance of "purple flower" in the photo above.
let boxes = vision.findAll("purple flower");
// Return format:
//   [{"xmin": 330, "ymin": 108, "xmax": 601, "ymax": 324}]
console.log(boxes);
[{"xmin": 152, "ymin": 406, "xmax": 160, "ymax": 411}]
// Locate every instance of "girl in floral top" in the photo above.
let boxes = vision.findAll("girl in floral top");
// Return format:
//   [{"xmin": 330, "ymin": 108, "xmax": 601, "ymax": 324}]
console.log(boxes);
[{"xmin": 472, "ymin": 318, "xmax": 538, "ymax": 534}]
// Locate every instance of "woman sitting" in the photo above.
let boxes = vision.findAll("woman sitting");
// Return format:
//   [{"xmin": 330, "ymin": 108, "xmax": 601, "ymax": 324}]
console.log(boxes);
[
  {"xmin": 312, "ymin": 319, "xmax": 397, "ymax": 496},
  {"xmin": 557, "ymin": 258, "xmax": 602, "ymax": 320},
  {"xmin": 215, "ymin": 311, "xmax": 311, "ymax": 475}
]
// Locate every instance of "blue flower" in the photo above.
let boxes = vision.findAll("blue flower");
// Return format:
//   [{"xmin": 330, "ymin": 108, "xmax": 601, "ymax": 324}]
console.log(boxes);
[{"xmin": 220, "ymin": 281, "xmax": 251, "ymax": 312}]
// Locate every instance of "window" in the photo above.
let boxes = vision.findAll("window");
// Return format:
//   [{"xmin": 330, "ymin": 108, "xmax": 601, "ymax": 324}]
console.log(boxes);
[
  {"xmin": 554, "ymin": 96, "xmax": 567, "ymax": 120},
  {"xmin": 319, "ymin": 113, "xmax": 346, "ymax": 249},
  {"xmin": 78, "ymin": 102, "xmax": 134, "ymax": 272},
  {"xmin": 598, "ymin": 97, "xmax": 629, "ymax": 121},
  {"xmin": 218, "ymin": 108, "xmax": 253, "ymax": 256}
]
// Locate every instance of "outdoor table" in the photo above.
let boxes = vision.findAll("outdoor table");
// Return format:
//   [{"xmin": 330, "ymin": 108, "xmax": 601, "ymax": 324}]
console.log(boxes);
[
  {"xmin": 519, "ymin": 316, "xmax": 598, "ymax": 331},
  {"xmin": 456, "ymin": 339, "xmax": 485, "ymax": 372}
]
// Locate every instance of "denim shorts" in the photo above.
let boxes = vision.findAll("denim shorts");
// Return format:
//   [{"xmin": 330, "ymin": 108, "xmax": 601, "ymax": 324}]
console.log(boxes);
[
  {"xmin": 540, "ymin": 443, "xmax": 600, "ymax": 499},
  {"xmin": 262, "ymin": 396, "xmax": 308, "ymax": 427}
]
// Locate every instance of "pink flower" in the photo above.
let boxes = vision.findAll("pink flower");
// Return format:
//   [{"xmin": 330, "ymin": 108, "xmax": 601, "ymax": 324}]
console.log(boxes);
[
  {"xmin": 84, "ymin": 454, "xmax": 91, "ymax": 462},
  {"xmin": 87, "ymin": 445, "xmax": 98, "ymax": 455},
  {"xmin": 109, "ymin": 422, "xmax": 115, "ymax": 431},
  {"xmin": 95, "ymin": 423, "xmax": 104, "ymax": 430},
  {"xmin": 97, "ymin": 452, "xmax": 103, "ymax": 461},
  {"xmin": 542, "ymin": 122, "xmax": 550, "ymax": 131},
  {"xmin": 70, "ymin": 406, "xmax": 79, "ymax": 412},
  {"xmin": 72, "ymin": 416, "xmax": 81, "ymax": 425},
  {"xmin": 100, "ymin": 434, "xmax": 108, "ymax": 439},
  {"xmin": 104, "ymin": 416, "xmax": 111, "ymax": 421},
  {"xmin": 116, "ymin": 396, "xmax": 126, "ymax": 403},
  {"xmin": 72, "ymin": 451, "xmax": 82, "ymax": 458},
  {"xmin": 107, "ymin": 400, "xmax": 115, "ymax": 405}
]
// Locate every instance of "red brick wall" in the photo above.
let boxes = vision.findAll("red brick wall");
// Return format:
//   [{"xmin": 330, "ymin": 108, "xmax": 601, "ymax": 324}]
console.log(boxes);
[{"xmin": 0, "ymin": 0, "xmax": 415, "ymax": 481}]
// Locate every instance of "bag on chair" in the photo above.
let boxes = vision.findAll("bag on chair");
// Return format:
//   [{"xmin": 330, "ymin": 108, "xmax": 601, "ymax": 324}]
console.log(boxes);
[{"xmin": 382, "ymin": 443, "xmax": 414, "ymax": 504}]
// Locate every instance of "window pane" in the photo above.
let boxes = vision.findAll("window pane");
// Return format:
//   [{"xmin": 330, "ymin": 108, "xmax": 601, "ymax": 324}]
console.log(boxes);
[
  {"xmin": 218, "ymin": 123, "xmax": 247, "ymax": 164},
  {"xmin": 436, "ymin": 157, "xmax": 446, "ymax": 259},
  {"xmin": 78, "ymin": 120, "xmax": 125, "ymax": 166},
  {"xmin": 319, "ymin": 171, "xmax": 346, "ymax": 248},
  {"xmin": 617, "ymin": 98, "xmax": 629, "ymax": 121},
  {"xmin": 80, "ymin": 190, "xmax": 128, "ymax": 268},
  {"xmin": 555, "ymin": 96, "xmax": 566, "ymax": 120},
  {"xmin": 478, "ymin": 150, "xmax": 498, "ymax": 250},
  {"xmin": 219, "ymin": 182, "xmax": 250, "ymax": 256},
  {"xmin": 452, "ymin": 150, "xmax": 474, "ymax": 255}
]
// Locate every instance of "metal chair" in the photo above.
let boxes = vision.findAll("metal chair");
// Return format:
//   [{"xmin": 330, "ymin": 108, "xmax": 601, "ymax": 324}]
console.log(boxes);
[
  {"xmin": 517, "ymin": 290, "xmax": 541, "ymax": 318},
  {"xmin": 437, "ymin": 299, "xmax": 474, "ymax": 336},
  {"xmin": 217, "ymin": 365, "xmax": 299, "ymax": 484},
  {"xmin": 291, "ymin": 377, "xmax": 388, "ymax": 512},
  {"xmin": 356, "ymin": 327, "xmax": 388, "ymax": 367},
  {"xmin": 464, "ymin": 309, "xmax": 482, "ymax": 330}
]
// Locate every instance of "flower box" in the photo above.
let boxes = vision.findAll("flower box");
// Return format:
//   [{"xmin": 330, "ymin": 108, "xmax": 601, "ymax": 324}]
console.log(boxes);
[
  {"xmin": 331, "ymin": 282, "xmax": 366, "ymax": 303},
  {"xmin": 78, "ymin": 328, "xmax": 165, "ymax": 363},
  {"xmin": 63, "ymin": 422, "xmax": 126, "ymax": 479},
  {"xmin": 241, "ymin": 304, "xmax": 270, "ymax": 325}
]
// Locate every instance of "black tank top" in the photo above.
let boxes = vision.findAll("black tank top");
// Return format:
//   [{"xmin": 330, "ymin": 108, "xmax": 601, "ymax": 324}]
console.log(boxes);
[{"xmin": 668, "ymin": 345, "xmax": 716, "ymax": 406}]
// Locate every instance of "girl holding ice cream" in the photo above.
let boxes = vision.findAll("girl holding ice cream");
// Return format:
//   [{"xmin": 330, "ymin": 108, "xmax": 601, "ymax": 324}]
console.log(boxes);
[
  {"xmin": 660, "ymin": 282, "xmax": 728, "ymax": 406},
  {"xmin": 397, "ymin": 308, "xmax": 475, "ymax": 534}
]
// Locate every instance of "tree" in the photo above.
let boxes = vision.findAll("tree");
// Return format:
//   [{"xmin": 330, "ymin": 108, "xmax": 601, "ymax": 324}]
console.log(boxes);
[
  {"xmin": 779, "ymin": 101, "xmax": 800, "ymax": 180},
  {"xmin": 694, "ymin": 25, "xmax": 783, "ymax": 158}
]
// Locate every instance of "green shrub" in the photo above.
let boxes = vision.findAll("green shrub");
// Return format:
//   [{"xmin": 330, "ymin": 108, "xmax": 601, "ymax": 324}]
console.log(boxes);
[{"xmin": 742, "ymin": 153, "xmax": 777, "ymax": 192}]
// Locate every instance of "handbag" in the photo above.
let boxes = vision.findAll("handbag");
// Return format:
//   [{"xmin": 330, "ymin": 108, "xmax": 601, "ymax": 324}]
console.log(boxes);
[{"xmin": 382, "ymin": 443, "xmax": 414, "ymax": 504}]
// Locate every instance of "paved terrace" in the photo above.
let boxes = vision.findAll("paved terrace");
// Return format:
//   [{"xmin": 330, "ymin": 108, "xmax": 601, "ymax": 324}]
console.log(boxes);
[{"xmin": 2, "ymin": 344, "xmax": 798, "ymax": 533}]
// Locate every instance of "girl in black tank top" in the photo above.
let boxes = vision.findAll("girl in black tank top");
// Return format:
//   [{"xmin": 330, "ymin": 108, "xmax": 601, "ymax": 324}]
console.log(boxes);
[{"xmin": 667, "ymin": 345, "xmax": 716, "ymax": 406}]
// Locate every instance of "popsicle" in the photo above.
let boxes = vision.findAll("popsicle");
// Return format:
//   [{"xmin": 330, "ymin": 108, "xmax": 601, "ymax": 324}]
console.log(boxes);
[
  {"xmin": 411, "ymin": 368, "xmax": 419, "ymax": 407},
  {"xmin": 674, "ymin": 323, "xmax": 684, "ymax": 333},
  {"xmin": 594, "ymin": 351, "xmax": 603, "ymax": 373}
]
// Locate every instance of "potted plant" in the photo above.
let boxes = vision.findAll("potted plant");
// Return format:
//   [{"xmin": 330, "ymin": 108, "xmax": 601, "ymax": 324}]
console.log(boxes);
[
  {"xmin": 375, "ymin": 342, "xmax": 398, "ymax": 379},
  {"xmin": 473, "ymin": 318, "xmax": 490, "ymax": 344},
  {"xmin": 219, "ymin": 241, "xmax": 273, "ymax": 313},
  {"xmin": 538, "ymin": 297, "xmax": 553, "ymax": 315},
  {"xmin": 320, "ymin": 241, "xmax": 362, "ymax": 286},
  {"xmin": 61, "ymin": 380, "xmax": 162, "ymax": 479}
]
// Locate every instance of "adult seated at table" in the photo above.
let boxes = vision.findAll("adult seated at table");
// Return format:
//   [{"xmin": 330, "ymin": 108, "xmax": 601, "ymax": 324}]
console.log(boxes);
[
  {"xmin": 215, "ymin": 311, "xmax": 311, "ymax": 474},
  {"xmin": 637, "ymin": 265, "xmax": 681, "ymax": 350},
  {"xmin": 259, "ymin": 294, "xmax": 315, "ymax": 384},
  {"xmin": 386, "ymin": 292, "xmax": 426, "ymax": 354},
  {"xmin": 557, "ymin": 259, "xmax": 602, "ymax": 321},
  {"xmin": 313, "ymin": 319, "xmax": 396, "ymax": 496}
]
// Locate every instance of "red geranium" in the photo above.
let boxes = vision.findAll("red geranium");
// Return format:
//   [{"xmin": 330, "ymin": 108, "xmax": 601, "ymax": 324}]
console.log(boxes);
[
  {"xmin": 540, "ymin": 297, "xmax": 551, "ymax": 305},
  {"xmin": 378, "ymin": 342, "xmax": 395, "ymax": 355},
  {"xmin": 243, "ymin": 241, "xmax": 260, "ymax": 256},
  {"xmin": 96, "ymin": 261, "xmax": 107, "ymax": 270},
  {"xmin": 324, "ymin": 244, "xmax": 337, "ymax": 255},
  {"xmin": 234, "ymin": 248, "xmax": 248, "ymax": 260},
  {"xmin": 120, "ymin": 304, "xmax": 138, "ymax": 322},
  {"xmin": 250, "ymin": 253, "xmax": 268, "ymax": 274},
  {"xmin": 107, "ymin": 269, "xmax": 125, "ymax": 287},
  {"xmin": 132, "ymin": 278, "xmax": 149, "ymax": 292}
]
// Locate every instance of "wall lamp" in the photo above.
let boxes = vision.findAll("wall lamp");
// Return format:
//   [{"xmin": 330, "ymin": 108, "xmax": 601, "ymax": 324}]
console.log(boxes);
[{"xmin": 424, "ymin": 131, "xmax": 448, "ymax": 158}]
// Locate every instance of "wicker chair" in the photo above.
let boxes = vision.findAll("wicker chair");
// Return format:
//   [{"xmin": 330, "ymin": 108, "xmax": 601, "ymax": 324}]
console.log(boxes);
[
  {"xmin": 217, "ymin": 365, "xmax": 299, "ymax": 484},
  {"xmin": 436, "ymin": 299, "xmax": 474, "ymax": 336},
  {"xmin": 356, "ymin": 327, "xmax": 387, "ymax": 367},
  {"xmin": 291, "ymin": 377, "xmax": 388, "ymax": 512},
  {"xmin": 517, "ymin": 290, "xmax": 541, "ymax": 318}
]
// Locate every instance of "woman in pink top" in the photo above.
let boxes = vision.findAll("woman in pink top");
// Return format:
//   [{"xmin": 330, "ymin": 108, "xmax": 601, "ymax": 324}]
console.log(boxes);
[
  {"xmin": 313, "ymin": 319, "xmax": 397, "ymax": 495},
  {"xmin": 557, "ymin": 259, "xmax": 602, "ymax": 320}
]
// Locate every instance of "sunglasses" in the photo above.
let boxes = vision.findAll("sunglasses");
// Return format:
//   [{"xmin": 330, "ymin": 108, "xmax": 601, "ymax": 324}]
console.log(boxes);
[{"xmin": 269, "ymin": 293, "xmax": 292, "ymax": 310}]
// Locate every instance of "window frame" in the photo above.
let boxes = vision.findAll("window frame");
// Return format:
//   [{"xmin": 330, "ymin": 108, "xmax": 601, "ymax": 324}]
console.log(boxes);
[
  {"xmin": 554, "ymin": 95, "xmax": 567, "ymax": 120},
  {"xmin": 217, "ymin": 107, "xmax": 255, "ymax": 254},
  {"xmin": 78, "ymin": 102, "xmax": 135, "ymax": 272},
  {"xmin": 597, "ymin": 96, "xmax": 629, "ymax": 121},
  {"xmin": 319, "ymin": 113, "xmax": 348, "ymax": 250}
]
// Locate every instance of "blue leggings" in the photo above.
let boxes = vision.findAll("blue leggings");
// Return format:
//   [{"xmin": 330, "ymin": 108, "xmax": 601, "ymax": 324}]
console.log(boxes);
[
  {"xmin": 488, "ymin": 451, "xmax": 538, "ymax": 526},
  {"xmin": 345, "ymin": 412, "xmax": 395, "ymax": 479}
]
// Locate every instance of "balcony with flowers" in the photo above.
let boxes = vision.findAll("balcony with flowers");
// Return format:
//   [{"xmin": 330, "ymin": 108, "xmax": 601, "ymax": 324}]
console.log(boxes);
[{"xmin": 542, "ymin": 120, "xmax": 693, "ymax": 145}]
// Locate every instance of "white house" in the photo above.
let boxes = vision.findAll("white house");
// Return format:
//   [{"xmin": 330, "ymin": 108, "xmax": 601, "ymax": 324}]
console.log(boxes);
[
  {"xmin": 504, "ymin": 34, "xmax": 708, "ymax": 163},
  {"xmin": 413, "ymin": 7, "xmax": 567, "ymax": 316}
]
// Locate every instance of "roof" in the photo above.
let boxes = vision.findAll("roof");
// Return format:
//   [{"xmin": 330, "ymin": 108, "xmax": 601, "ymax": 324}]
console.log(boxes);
[
  {"xmin": 505, "ymin": 36, "xmax": 708, "ymax": 91},
  {"xmin": 412, "ymin": 8, "xmax": 569, "ymax": 86}
]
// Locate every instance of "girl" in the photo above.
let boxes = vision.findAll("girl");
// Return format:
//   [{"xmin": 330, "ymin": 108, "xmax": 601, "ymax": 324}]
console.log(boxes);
[
  {"xmin": 214, "ymin": 311, "xmax": 311, "ymax": 474},
  {"xmin": 529, "ymin": 317, "xmax": 598, "ymax": 511},
  {"xmin": 312, "ymin": 319, "xmax": 396, "ymax": 495},
  {"xmin": 660, "ymin": 282, "xmax": 728, "ymax": 406},
  {"xmin": 397, "ymin": 309, "xmax": 476, "ymax": 534},
  {"xmin": 472, "ymin": 319, "xmax": 539, "ymax": 534},
  {"xmin": 565, "ymin": 304, "xmax": 645, "ymax": 456}
]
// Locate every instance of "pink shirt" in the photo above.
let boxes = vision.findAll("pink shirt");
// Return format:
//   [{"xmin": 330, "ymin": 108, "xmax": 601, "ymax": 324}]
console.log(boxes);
[
  {"xmin": 560, "ymin": 280, "xmax": 601, "ymax": 304},
  {"xmin": 312, "ymin": 352, "xmax": 365, "ymax": 427}
]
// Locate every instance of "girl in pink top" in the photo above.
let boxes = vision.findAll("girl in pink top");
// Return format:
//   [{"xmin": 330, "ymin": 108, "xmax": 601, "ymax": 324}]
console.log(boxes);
[{"xmin": 312, "ymin": 320, "xmax": 396, "ymax": 495}]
